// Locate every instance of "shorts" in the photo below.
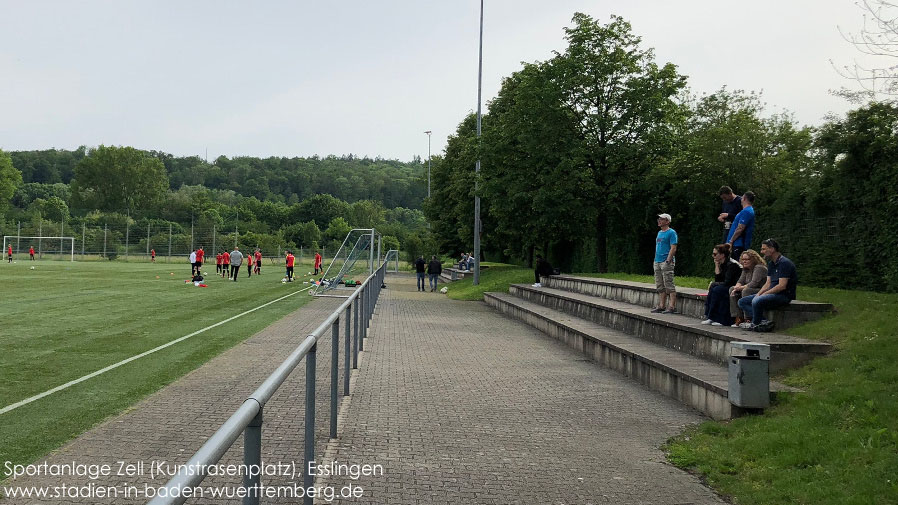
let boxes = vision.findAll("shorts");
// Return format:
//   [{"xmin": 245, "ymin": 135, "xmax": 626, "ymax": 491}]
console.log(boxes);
[{"xmin": 653, "ymin": 261, "xmax": 676, "ymax": 293}]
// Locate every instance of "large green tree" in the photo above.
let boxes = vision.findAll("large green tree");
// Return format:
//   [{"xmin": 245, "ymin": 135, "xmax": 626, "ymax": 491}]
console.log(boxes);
[
  {"xmin": 548, "ymin": 13, "xmax": 687, "ymax": 271},
  {"xmin": 72, "ymin": 145, "xmax": 169, "ymax": 213},
  {"xmin": 0, "ymin": 149, "xmax": 24, "ymax": 212}
]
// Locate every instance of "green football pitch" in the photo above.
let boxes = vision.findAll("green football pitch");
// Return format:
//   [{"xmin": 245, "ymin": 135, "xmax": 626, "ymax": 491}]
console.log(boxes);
[{"xmin": 0, "ymin": 259, "xmax": 319, "ymax": 471}]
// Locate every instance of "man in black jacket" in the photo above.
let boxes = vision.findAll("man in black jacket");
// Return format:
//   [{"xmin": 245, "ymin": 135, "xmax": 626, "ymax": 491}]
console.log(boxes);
[
  {"xmin": 426, "ymin": 256, "xmax": 442, "ymax": 292},
  {"xmin": 533, "ymin": 254, "xmax": 554, "ymax": 288},
  {"xmin": 414, "ymin": 256, "xmax": 426, "ymax": 291}
]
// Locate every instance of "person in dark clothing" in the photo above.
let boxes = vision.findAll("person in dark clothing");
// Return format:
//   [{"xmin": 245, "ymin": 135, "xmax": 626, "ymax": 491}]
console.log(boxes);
[
  {"xmin": 426, "ymin": 256, "xmax": 442, "ymax": 292},
  {"xmin": 702, "ymin": 243, "xmax": 742, "ymax": 326},
  {"xmin": 738, "ymin": 238, "xmax": 798, "ymax": 332},
  {"xmin": 533, "ymin": 254, "xmax": 554, "ymax": 288},
  {"xmin": 718, "ymin": 186, "xmax": 743, "ymax": 243},
  {"xmin": 414, "ymin": 256, "xmax": 427, "ymax": 291}
]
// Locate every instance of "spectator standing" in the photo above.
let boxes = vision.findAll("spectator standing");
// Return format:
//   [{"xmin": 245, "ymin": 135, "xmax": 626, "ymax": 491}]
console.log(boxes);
[
  {"xmin": 738, "ymin": 239, "xmax": 797, "ymax": 332},
  {"xmin": 729, "ymin": 249, "xmax": 768, "ymax": 328},
  {"xmin": 229, "ymin": 246, "xmax": 244, "ymax": 281},
  {"xmin": 701, "ymin": 243, "xmax": 742, "ymax": 326},
  {"xmin": 414, "ymin": 255, "xmax": 427, "ymax": 292},
  {"xmin": 533, "ymin": 254, "xmax": 554, "ymax": 288},
  {"xmin": 718, "ymin": 186, "xmax": 743, "ymax": 243},
  {"xmin": 651, "ymin": 213, "xmax": 679, "ymax": 314},
  {"xmin": 426, "ymin": 255, "xmax": 442, "ymax": 292},
  {"xmin": 726, "ymin": 191, "xmax": 756, "ymax": 260}
]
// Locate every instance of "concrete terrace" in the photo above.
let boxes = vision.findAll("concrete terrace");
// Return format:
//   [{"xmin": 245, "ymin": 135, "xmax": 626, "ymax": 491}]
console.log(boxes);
[{"xmin": 5, "ymin": 273, "xmax": 726, "ymax": 504}]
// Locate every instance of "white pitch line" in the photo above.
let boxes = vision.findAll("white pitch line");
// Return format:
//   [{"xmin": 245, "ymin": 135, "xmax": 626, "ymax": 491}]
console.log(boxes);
[{"xmin": 0, "ymin": 284, "xmax": 313, "ymax": 416}]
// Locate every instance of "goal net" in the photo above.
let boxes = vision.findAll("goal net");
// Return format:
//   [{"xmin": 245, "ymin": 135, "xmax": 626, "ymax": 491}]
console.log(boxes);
[
  {"xmin": 312, "ymin": 229, "xmax": 381, "ymax": 295},
  {"xmin": 2, "ymin": 236, "xmax": 75, "ymax": 261}
]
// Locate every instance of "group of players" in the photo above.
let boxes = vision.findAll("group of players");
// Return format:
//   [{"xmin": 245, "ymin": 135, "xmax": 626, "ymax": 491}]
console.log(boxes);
[
  {"xmin": 6, "ymin": 245, "xmax": 37, "ymax": 262},
  {"xmin": 187, "ymin": 246, "xmax": 323, "ymax": 284}
]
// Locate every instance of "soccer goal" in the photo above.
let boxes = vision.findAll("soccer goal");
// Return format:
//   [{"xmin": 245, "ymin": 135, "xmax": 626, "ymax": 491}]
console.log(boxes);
[{"xmin": 2, "ymin": 236, "xmax": 76, "ymax": 261}]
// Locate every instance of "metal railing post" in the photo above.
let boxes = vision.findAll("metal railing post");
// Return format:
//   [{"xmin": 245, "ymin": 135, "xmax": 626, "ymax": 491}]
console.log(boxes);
[
  {"xmin": 243, "ymin": 403, "xmax": 263, "ymax": 505},
  {"xmin": 344, "ymin": 305, "xmax": 351, "ymax": 395},
  {"xmin": 359, "ymin": 287, "xmax": 366, "ymax": 351},
  {"xmin": 353, "ymin": 297, "xmax": 359, "ymax": 368},
  {"xmin": 303, "ymin": 343, "xmax": 317, "ymax": 505},
  {"xmin": 330, "ymin": 321, "xmax": 339, "ymax": 439}
]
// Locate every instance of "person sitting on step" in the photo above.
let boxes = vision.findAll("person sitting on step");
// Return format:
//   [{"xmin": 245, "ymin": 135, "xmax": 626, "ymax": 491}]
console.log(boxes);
[{"xmin": 701, "ymin": 243, "xmax": 742, "ymax": 326}]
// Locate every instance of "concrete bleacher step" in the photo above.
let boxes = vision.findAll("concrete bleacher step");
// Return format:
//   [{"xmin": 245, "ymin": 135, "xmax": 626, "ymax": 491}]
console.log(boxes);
[
  {"xmin": 509, "ymin": 284, "xmax": 831, "ymax": 374},
  {"xmin": 484, "ymin": 292, "xmax": 795, "ymax": 420},
  {"xmin": 545, "ymin": 275, "xmax": 834, "ymax": 331}
]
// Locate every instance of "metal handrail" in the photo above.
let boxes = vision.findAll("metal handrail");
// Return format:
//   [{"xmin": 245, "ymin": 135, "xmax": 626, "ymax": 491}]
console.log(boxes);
[{"xmin": 147, "ymin": 260, "xmax": 389, "ymax": 505}]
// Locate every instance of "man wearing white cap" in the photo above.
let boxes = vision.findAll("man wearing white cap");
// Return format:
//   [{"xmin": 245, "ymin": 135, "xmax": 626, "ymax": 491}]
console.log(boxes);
[{"xmin": 651, "ymin": 213, "xmax": 679, "ymax": 314}]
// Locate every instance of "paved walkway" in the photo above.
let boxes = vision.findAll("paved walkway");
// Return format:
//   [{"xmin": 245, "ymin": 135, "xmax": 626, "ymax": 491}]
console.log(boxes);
[
  {"xmin": 4, "ymin": 274, "xmax": 725, "ymax": 505},
  {"xmin": 320, "ymin": 274, "xmax": 724, "ymax": 505}
]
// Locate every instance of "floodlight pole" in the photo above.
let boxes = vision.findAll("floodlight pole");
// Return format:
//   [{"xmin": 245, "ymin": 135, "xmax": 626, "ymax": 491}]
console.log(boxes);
[
  {"xmin": 424, "ymin": 130, "xmax": 432, "ymax": 198},
  {"xmin": 473, "ymin": 0, "xmax": 483, "ymax": 286}
]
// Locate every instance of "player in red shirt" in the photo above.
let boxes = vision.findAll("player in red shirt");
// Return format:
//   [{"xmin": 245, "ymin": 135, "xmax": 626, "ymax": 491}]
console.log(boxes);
[
  {"xmin": 222, "ymin": 250, "xmax": 231, "ymax": 277},
  {"xmin": 247, "ymin": 252, "xmax": 253, "ymax": 278},
  {"xmin": 216, "ymin": 252, "xmax": 222, "ymax": 275},
  {"xmin": 195, "ymin": 247, "xmax": 204, "ymax": 275},
  {"xmin": 254, "ymin": 249, "xmax": 262, "ymax": 275},
  {"xmin": 7, "ymin": 245, "xmax": 12, "ymax": 263},
  {"xmin": 285, "ymin": 250, "xmax": 295, "ymax": 281},
  {"xmin": 314, "ymin": 251, "xmax": 322, "ymax": 275},
  {"xmin": 150, "ymin": 248, "xmax": 155, "ymax": 262},
  {"xmin": 29, "ymin": 246, "xmax": 35, "ymax": 261}
]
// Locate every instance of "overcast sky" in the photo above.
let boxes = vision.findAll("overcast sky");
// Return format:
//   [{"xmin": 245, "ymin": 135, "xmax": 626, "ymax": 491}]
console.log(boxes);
[{"xmin": 0, "ymin": 1, "xmax": 876, "ymax": 162}]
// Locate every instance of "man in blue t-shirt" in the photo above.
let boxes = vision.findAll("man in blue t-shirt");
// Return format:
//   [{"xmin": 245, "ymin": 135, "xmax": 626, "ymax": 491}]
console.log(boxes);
[
  {"xmin": 737, "ymin": 238, "xmax": 797, "ymax": 332},
  {"xmin": 726, "ymin": 191, "xmax": 756, "ymax": 261},
  {"xmin": 651, "ymin": 213, "xmax": 679, "ymax": 314}
]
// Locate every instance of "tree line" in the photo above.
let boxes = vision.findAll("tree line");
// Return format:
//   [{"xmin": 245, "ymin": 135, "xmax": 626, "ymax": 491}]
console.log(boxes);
[
  {"xmin": 426, "ymin": 13, "xmax": 898, "ymax": 292},
  {"xmin": 0, "ymin": 147, "xmax": 427, "ymax": 256}
]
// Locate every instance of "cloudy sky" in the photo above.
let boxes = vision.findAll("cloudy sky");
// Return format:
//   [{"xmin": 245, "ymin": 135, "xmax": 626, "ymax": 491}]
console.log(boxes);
[{"xmin": 0, "ymin": 1, "xmax": 876, "ymax": 162}]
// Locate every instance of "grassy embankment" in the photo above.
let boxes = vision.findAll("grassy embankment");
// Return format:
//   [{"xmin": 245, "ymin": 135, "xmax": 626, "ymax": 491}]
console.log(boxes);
[
  {"xmin": 444, "ymin": 264, "xmax": 898, "ymax": 504},
  {"xmin": 0, "ymin": 259, "xmax": 318, "ymax": 474}
]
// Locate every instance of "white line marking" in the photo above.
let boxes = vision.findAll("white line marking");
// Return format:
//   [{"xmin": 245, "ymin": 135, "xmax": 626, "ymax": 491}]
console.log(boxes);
[{"xmin": 0, "ymin": 285, "xmax": 313, "ymax": 416}]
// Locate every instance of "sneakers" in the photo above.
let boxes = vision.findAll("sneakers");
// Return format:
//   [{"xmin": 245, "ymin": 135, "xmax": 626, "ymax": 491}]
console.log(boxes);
[
  {"xmin": 753, "ymin": 320, "xmax": 775, "ymax": 333},
  {"xmin": 700, "ymin": 319, "xmax": 713, "ymax": 325},
  {"xmin": 738, "ymin": 322, "xmax": 753, "ymax": 330},
  {"xmin": 662, "ymin": 308, "xmax": 678, "ymax": 314},
  {"xmin": 650, "ymin": 307, "xmax": 665, "ymax": 313},
  {"xmin": 711, "ymin": 322, "xmax": 723, "ymax": 326},
  {"xmin": 532, "ymin": 283, "xmax": 542, "ymax": 288}
]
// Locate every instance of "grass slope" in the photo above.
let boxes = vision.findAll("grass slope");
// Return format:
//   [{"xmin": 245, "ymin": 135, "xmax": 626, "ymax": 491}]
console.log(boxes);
[
  {"xmin": 0, "ymin": 259, "xmax": 316, "ymax": 472},
  {"xmin": 445, "ymin": 267, "xmax": 898, "ymax": 504}
]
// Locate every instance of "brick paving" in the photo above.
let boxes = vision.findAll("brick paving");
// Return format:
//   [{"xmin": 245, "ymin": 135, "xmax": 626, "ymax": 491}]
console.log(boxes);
[
  {"xmin": 4, "ymin": 274, "xmax": 726, "ymax": 505},
  {"xmin": 320, "ymin": 274, "xmax": 725, "ymax": 505}
]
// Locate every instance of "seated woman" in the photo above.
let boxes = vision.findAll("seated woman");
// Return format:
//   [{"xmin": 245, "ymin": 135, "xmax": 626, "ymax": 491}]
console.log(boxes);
[
  {"xmin": 729, "ymin": 249, "xmax": 768, "ymax": 328},
  {"xmin": 701, "ymin": 243, "xmax": 742, "ymax": 326},
  {"xmin": 458, "ymin": 253, "xmax": 468, "ymax": 270}
]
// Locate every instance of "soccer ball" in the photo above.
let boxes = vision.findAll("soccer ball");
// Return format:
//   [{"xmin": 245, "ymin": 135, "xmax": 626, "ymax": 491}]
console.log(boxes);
[
  {"xmin": 30, "ymin": 266, "xmax": 35, "ymax": 270},
  {"xmin": 440, "ymin": 287, "xmax": 448, "ymax": 294},
  {"xmin": 282, "ymin": 278, "xmax": 287, "ymax": 283}
]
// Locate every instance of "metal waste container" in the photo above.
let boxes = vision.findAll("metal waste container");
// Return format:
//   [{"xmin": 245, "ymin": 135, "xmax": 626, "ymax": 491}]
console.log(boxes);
[{"xmin": 728, "ymin": 342, "xmax": 770, "ymax": 408}]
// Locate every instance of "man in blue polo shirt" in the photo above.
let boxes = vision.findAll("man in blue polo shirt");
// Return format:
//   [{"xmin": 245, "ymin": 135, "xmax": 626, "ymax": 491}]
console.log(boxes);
[
  {"xmin": 737, "ymin": 238, "xmax": 797, "ymax": 332},
  {"xmin": 726, "ymin": 191, "xmax": 756, "ymax": 261}
]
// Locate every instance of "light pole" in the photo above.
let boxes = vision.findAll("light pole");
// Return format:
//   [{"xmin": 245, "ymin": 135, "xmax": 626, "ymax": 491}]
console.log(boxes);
[
  {"xmin": 473, "ymin": 0, "xmax": 483, "ymax": 285},
  {"xmin": 424, "ymin": 130, "xmax": 432, "ymax": 198}
]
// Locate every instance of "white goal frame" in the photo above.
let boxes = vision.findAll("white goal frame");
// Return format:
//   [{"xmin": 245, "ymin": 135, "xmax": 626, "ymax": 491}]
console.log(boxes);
[{"xmin": 3, "ymin": 236, "xmax": 75, "ymax": 261}]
